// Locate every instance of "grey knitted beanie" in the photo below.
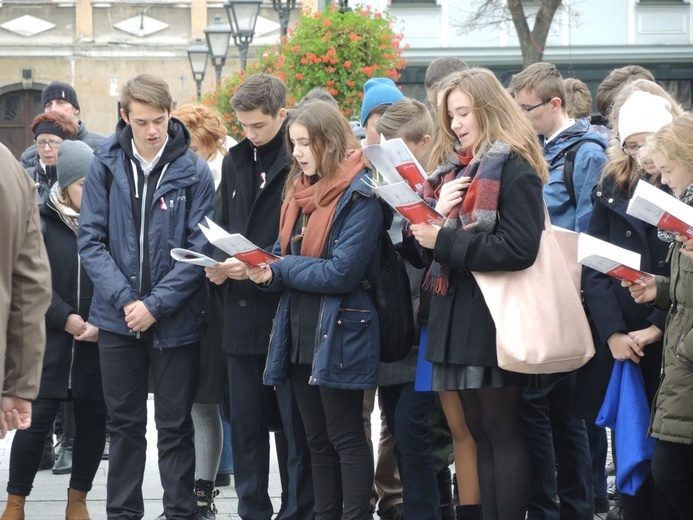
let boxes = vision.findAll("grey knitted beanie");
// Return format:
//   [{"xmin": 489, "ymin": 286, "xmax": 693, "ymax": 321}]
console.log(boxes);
[{"xmin": 57, "ymin": 140, "xmax": 93, "ymax": 190}]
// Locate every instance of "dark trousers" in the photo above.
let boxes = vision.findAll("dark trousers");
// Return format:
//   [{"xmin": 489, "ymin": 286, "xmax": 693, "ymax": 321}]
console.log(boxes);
[
  {"xmin": 99, "ymin": 331, "xmax": 199, "ymax": 520},
  {"xmin": 290, "ymin": 363, "xmax": 373, "ymax": 520},
  {"xmin": 380, "ymin": 383, "xmax": 440, "ymax": 520},
  {"xmin": 7, "ymin": 396, "xmax": 107, "ymax": 496},
  {"xmin": 651, "ymin": 440, "xmax": 693, "ymax": 520},
  {"xmin": 522, "ymin": 373, "xmax": 594, "ymax": 520},
  {"xmin": 227, "ymin": 354, "xmax": 313, "ymax": 520},
  {"xmin": 586, "ymin": 422, "xmax": 608, "ymax": 499}
]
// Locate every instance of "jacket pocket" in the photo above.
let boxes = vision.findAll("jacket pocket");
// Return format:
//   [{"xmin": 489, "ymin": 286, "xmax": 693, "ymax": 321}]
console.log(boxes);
[
  {"xmin": 675, "ymin": 320, "xmax": 693, "ymax": 369},
  {"xmin": 331, "ymin": 308, "xmax": 373, "ymax": 375}
]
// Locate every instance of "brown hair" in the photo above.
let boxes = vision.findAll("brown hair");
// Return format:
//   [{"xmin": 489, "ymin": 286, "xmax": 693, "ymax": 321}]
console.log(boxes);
[
  {"xmin": 375, "ymin": 98, "xmax": 433, "ymax": 143},
  {"xmin": 31, "ymin": 111, "xmax": 78, "ymax": 139},
  {"xmin": 595, "ymin": 65, "xmax": 655, "ymax": 119},
  {"xmin": 283, "ymin": 100, "xmax": 359, "ymax": 202},
  {"xmin": 425, "ymin": 56, "xmax": 469, "ymax": 90},
  {"xmin": 294, "ymin": 88, "xmax": 340, "ymax": 110},
  {"xmin": 231, "ymin": 73, "xmax": 287, "ymax": 116},
  {"xmin": 429, "ymin": 68, "xmax": 548, "ymax": 182},
  {"xmin": 120, "ymin": 74, "xmax": 173, "ymax": 116},
  {"xmin": 564, "ymin": 78, "xmax": 592, "ymax": 119},
  {"xmin": 174, "ymin": 103, "xmax": 228, "ymax": 160},
  {"xmin": 508, "ymin": 62, "xmax": 566, "ymax": 107}
]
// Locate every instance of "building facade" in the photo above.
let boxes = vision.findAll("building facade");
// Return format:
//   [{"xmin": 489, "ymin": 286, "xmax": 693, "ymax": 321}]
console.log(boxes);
[{"xmin": 1, "ymin": 0, "xmax": 691, "ymax": 159}]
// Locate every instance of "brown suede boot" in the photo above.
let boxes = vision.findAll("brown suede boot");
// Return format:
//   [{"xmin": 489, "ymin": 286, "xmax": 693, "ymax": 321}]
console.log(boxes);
[
  {"xmin": 65, "ymin": 488, "xmax": 90, "ymax": 520},
  {"xmin": 0, "ymin": 494, "xmax": 25, "ymax": 520}
]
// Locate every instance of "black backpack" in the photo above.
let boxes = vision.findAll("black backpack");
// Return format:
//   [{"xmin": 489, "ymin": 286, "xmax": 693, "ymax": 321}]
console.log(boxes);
[
  {"xmin": 550, "ymin": 138, "xmax": 606, "ymax": 207},
  {"xmin": 363, "ymin": 227, "xmax": 415, "ymax": 363}
]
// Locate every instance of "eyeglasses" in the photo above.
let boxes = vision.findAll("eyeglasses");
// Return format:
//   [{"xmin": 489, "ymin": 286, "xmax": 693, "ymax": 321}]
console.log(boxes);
[
  {"xmin": 35, "ymin": 139, "xmax": 63, "ymax": 149},
  {"xmin": 521, "ymin": 101, "xmax": 550, "ymax": 113},
  {"xmin": 621, "ymin": 143, "xmax": 644, "ymax": 157}
]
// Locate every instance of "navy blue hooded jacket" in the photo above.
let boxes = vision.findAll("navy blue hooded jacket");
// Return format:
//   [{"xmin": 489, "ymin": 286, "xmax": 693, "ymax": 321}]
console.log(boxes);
[{"xmin": 77, "ymin": 117, "xmax": 215, "ymax": 348}]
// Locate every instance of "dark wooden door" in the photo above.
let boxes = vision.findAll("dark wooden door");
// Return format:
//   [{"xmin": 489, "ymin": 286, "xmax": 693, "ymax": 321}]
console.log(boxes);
[{"xmin": 0, "ymin": 89, "xmax": 42, "ymax": 161}]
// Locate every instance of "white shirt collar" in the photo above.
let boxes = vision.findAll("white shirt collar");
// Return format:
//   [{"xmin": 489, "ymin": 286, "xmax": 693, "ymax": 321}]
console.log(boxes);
[
  {"xmin": 544, "ymin": 119, "xmax": 575, "ymax": 145},
  {"xmin": 131, "ymin": 136, "xmax": 169, "ymax": 175}
]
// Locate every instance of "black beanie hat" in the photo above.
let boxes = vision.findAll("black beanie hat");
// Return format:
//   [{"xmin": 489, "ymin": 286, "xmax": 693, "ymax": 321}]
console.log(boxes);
[{"xmin": 41, "ymin": 81, "xmax": 80, "ymax": 111}]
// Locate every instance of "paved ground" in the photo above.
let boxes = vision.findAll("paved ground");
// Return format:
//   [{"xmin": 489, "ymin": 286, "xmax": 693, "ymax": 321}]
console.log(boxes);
[
  {"xmin": 0, "ymin": 395, "xmax": 615, "ymax": 519},
  {"xmin": 0, "ymin": 395, "xmax": 282, "ymax": 519}
]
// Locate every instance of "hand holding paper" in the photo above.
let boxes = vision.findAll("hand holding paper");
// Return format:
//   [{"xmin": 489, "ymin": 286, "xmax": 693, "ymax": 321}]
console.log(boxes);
[{"xmin": 199, "ymin": 217, "xmax": 281, "ymax": 268}]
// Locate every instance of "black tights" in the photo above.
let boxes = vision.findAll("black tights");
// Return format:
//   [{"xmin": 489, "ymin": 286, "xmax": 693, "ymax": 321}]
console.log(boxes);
[
  {"xmin": 7, "ymin": 397, "xmax": 107, "ymax": 496},
  {"xmin": 458, "ymin": 386, "xmax": 530, "ymax": 520}
]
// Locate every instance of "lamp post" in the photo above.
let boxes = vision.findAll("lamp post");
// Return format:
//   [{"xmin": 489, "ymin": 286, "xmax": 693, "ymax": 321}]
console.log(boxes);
[
  {"xmin": 204, "ymin": 14, "xmax": 232, "ymax": 87},
  {"xmin": 224, "ymin": 0, "xmax": 262, "ymax": 71},
  {"xmin": 271, "ymin": 0, "xmax": 296, "ymax": 37},
  {"xmin": 186, "ymin": 38, "xmax": 209, "ymax": 99}
]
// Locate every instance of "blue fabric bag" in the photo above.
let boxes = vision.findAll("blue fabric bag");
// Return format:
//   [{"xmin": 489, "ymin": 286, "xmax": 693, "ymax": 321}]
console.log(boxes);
[{"xmin": 596, "ymin": 360, "xmax": 656, "ymax": 495}]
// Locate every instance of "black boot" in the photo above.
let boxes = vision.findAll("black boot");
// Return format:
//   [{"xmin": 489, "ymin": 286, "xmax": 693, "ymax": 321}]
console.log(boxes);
[
  {"xmin": 455, "ymin": 504, "xmax": 482, "ymax": 520},
  {"xmin": 53, "ymin": 402, "xmax": 74, "ymax": 475},
  {"xmin": 194, "ymin": 479, "xmax": 218, "ymax": 519},
  {"xmin": 437, "ymin": 467, "xmax": 455, "ymax": 520}
]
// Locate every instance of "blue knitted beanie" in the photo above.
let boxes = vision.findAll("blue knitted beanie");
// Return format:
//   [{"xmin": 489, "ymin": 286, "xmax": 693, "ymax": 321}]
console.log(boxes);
[{"xmin": 360, "ymin": 77, "xmax": 404, "ymax": 128}]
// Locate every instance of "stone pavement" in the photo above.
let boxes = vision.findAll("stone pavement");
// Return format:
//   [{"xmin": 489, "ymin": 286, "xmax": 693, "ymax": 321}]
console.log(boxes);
[
  {"xmin": 0, "ymin": 395, "xmax": 282, "ymax": 519},
  {"xmin": 0, "ymin": 394, "xmax": 614, "ymax": 519}
]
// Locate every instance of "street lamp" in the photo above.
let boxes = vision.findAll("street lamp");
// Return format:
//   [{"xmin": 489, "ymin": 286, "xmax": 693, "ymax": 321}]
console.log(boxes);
[
  {"xmin": 271, "ymin": 0, "xmax": 296, "ymax": 37},
  {"xmin": 186, "ymin": 38, "xmax": 209, "ymax": 99},
  {"xmin": 224, "ymin": 0, "xmax": 262, "ymax": 71},
  {"xmin": 204, "ymin": 14, "xmax": 232, "ymax": 87}
]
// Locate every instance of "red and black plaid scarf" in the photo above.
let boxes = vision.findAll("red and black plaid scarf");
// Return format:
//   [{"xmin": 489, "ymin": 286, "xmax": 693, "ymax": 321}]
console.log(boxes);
[{"xmin": 422, "ymin": 141, "xmax": 511, "ymax": 295}]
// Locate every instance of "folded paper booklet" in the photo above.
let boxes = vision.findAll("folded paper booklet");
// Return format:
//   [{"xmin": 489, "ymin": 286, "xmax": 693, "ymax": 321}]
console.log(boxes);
[
  {"xmin": 369, "ymin": 181, "xmax": 445, "ymax": 226},
  {"xmin": 578, "ymin": 233, "xmax": 654, "ymax": 285},
  {"xmin": 198, "ymin": 217, "xmax": 281, "ymax": 268},
  {"xmin": 627, "ymin": 180, "xmax": 693, "ymax": 239},
  {"xmin": 170, "ymin": 248, "xmax": 219, "ymax": 267},
  {"xmin": 362, "ymin": 137, "xmax": 428, "ymax": 192}
]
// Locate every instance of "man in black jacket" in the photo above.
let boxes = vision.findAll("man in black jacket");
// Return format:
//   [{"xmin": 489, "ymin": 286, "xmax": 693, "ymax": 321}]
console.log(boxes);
[{"xmin": 206, "ymin": 74, "xmax": 313, "ymax": 520}]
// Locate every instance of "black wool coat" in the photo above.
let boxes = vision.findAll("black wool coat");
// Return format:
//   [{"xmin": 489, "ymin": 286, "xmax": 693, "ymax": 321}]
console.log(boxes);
[
  {"xmin": 422, "ymin": 155, "xmax": 544, "ymax": 368},
  {"xmin": 219, "ymin": 126, "xmax": 293, "ymax": 356},
  {"xmin": 574, "ymin": 178, "xmax": 670, "ymax": 422},
  {"xmin": 40, "ymin": 201, "xmax": 103, "ymax": 400}
]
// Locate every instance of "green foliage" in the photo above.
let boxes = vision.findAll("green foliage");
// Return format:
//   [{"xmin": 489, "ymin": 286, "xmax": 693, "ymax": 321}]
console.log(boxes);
[{"xmin": 202, "ymin": 3, "xmax": 406, "ymax": 141}]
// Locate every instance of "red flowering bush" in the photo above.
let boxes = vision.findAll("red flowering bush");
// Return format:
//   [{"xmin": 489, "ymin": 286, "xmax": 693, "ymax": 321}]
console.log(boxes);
[{"xmin": 203, "ymin": 3, "xmax": 406, "ymax": 141}]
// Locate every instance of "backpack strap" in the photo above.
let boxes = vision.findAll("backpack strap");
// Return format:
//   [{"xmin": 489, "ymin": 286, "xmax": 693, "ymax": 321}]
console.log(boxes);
[{"xmin": 550, "ymin": 138, "xmax": 606, "ymax": 207}]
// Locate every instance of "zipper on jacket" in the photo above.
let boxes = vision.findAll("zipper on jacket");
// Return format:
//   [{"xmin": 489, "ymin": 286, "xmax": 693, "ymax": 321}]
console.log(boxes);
[
  {"xmin": 133, "ymin": 161, "xmax": 169, "ymax": 339},
  {"xmin": 310, "ymin": 198, "xmax": 356, "ymax": 381},
  {"xmin": 311, "ymin": 293, "xmax": 327, "ymax": 384}
]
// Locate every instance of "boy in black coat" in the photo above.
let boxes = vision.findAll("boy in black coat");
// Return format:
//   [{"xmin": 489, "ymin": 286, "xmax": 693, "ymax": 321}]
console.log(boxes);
[{"xmin": 205, "ymin": 73, "xmax": 313, "ymax": 520}]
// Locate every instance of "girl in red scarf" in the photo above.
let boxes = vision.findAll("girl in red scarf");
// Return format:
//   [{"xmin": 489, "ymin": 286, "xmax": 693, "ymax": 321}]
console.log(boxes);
[{"xmin": 248, "ymin": 100, "xmax": 383, "ymax": 520}]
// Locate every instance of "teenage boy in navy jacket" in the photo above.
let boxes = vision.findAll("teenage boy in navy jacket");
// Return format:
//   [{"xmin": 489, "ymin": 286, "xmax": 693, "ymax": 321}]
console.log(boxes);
[{"xmin": 78, "ymin": 74, "xmax": 214, "ymax": 519}]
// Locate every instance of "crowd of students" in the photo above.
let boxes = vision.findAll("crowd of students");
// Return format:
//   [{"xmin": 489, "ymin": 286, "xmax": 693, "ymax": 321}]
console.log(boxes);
[{"xmin": 2, "ymin": 57, "xmax": 693, "ymax": 520}]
